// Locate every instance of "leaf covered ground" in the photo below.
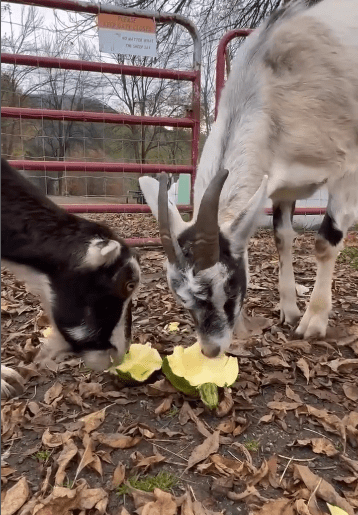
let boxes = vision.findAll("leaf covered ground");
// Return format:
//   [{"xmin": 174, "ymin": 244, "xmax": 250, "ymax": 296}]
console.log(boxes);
[{"xmin": 1, "ymin": 214, "xmax": 358, "ymax": 515}]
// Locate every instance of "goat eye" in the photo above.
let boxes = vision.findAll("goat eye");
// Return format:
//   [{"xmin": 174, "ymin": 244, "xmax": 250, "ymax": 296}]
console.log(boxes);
[{"xmin": 126, "ymin": 281, "xmax": 136, "ymax": 292}]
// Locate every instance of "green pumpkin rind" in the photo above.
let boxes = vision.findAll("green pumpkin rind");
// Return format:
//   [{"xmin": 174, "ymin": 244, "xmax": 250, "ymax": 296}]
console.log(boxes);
[
  {"xmin": 198, "ymin": 383, "xmax": 219, "ymax": 410},
  {"xmin": 161, "ymin": 356, "xmax": 199, "ymax": 397}
]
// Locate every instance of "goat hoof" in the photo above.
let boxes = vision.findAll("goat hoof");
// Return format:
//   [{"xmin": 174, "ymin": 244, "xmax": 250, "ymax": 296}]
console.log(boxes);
[
  {"xmin": 295, "ymin": 313, "xmax": 328, "ymax": 339},
  {"xmin": 280, "ymin": 307, "xmax": 301, "ymax": 327}
]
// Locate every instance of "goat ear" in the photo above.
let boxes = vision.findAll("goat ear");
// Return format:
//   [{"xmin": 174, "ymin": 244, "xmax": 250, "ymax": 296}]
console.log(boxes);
[
  {"xmin": 83, "ymin": 239, "xmax": 121, "ymax": 268},
  {"xmin": 139, "ymin": 176, "xmax": 186, "ymax": 236},
  {"xmin": 229, "ymin": 175, "xmax": 268, "ymax": 253}
]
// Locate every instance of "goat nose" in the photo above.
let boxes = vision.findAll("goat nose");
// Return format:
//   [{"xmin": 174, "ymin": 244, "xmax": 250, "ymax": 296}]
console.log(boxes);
[{"xmin": 201, "ymin": 345, "xmax": 221, "ymax": 358}]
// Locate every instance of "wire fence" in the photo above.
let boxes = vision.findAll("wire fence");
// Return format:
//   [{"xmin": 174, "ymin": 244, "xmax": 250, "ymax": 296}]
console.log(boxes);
[
  {"xmin": 1, "ymin": 0, "xmax": 200, "ymax": 232},
  {"xmin": 1, "ymin": 1, "xmax": 332, "ymax": 233}
]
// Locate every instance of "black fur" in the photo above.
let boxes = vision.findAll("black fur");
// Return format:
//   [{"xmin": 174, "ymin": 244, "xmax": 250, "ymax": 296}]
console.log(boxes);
[
  {"xmin": 318, "ymin": 213, "xmax": 343, "ymax": 246},
  {"xmin": 1, "ymin": 158, "xmax": 139, "ymax": 360}
]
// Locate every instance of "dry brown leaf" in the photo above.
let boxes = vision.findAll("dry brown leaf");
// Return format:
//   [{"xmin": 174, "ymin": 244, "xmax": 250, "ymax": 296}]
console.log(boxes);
[
  {"xmin": 297, "ymin": 358, "xmax": 310, "ymax": 383},
  {"xmin": 192, "ymin": 500, "xmax": 225, "ymax": 514},
  {"xmin": 186, "ymin": 431, "xmax": 220, "ymax": 470},
  {"xmin": 179, "ymin": 491, "xmax": 195, "ymax": 515},
  {"xmin": 227, "ymin": 485, "xmax": 268, "ymax": 502},
  {"xmin": 40, "ymin": 466, "xmax": 52, "ymax": 496},
  {"xmin": 1, "ymin": 402, "xmax": 26, "ymax": 441},
  {"xmin": 138, "ymin": 426, "xmax": 156, "ymax": 439},
  {"xmin": 65, "ymin": 390, "xmax": 85, "ymax": 407},
  {"xmin": 252, "ymin": 498, "xmax": 294, "ymax": 514},
  {"xmin": 340, "ymin": 454, "xmax": 358, "ymax": 474},
  {"xmin": 88, "ymin": 453, "xmax": 103, "ymax": 476},
  {"xmin": 55, "ymin": 439, "xmax": 78, "ymax": 486},
  {"xmin": 140, "ymin": 488, "xmax": 177, "ymax": 515},
  {"xmin": 33, "ymin": 481, "xmax": 108, "ymax": 515},
  {"xmin": 325, "ymin": 358, "xmax": 358, "ymax": 374},
  {"xmin": 27, "ymin": 401, "xmax": 40, "ymax": 415},
  {"xmin": 74, "ymin": 436, "xmax": 95, "ymax": 480},
  {"xmin": 259, "ymin": 413, "xmax": 274, "ymax": 423},
  {"xmin": 208, "ymin": 454, "xmax": 256, "ymax": 480},
  {"xmin": 215, "ymin": 389, "xmax": 234, "ymax": 417},
  {"xmin": 1, "ymin": 477, "xmax": 29, "ymax": 515},
  {"xmin": 294, "ymin": 499, "xmax": 313, "ymax": 515},
  {"xmin": 343, "ymin": 384, "xmax": 358, "ymax": 402},
  {"xmin": 266, "ymin": 455, "xmax": 280, "ymax": 489},
  {"xmin": 130, "ymin": 487, "xmax": 156, "ymax": 509},
  {"xmin": 179, "ymin": 491, "xmax": 224, "ymax": 515},
  {"xmin": 293, "ymin": 464, "xmax": 354, "ymax": 515},
  {"xmin": 44, "ymin": 381, "xmax": 63, "ymax": 405},
  {"xmin": 42, "ymin": 429, "xmax": 75, "ymax": 448},
  {"xmin": 286, "ymin": 385, "xmax": 303, "ymax": 403},
  {"xmin": 145, "ymin": 379, "xmax": 178, "ymax": 397},
  {"xmin": 119, "ymin": 508, "xmax": 132, "ymax": 515},
  {"xmin": 80, "ymin": 409, "xmax": 106, "ymax": 433},
  {"xmin": 1, "ymin": 467, "xmax": 16, "ymax": 478},
  {"xmin": 267, "ymin": 400, "xmax": 302, "ymax": 412},
  {"xmin": 17, "ymin": 495, "xmax": 42, "ymax": 515},
  {"xmin": 179, "ymin": 401, "xmax": 195, "ymax": 425},
  {"xmin": 216, "ymin": 419, "xmax": 236, "ymax": 434},
  {"xmin": 93, "ymin": 432, "xmax": 141, "ymax": 448},
  {"xmin": 233, "ymin": 311, "xmax": 273, "ymax": 338},
  {"xmin": 78, "ymin": 485, "xmax": 108, "ymax": 513},
  {"xmin": 232, "ymin": 441, "xmax": 254, "ymax": 464},
  {"xmin": 293, "ymin": 438, "xmax": 339, "ymax": 457},
  {"xmin": 211, "ymin": 475, "xmax": 234, "ymax": 496},
  {"xmin": 112, "ymin": 461, "xmax": 126, "ymax": 488},
  {"xmin": 304, "ymin": 406, "xmax": 346, "ymax": 440},
  {"xmin": 263, "ymin": 355, "xmax": 290, "ymax": 368},
  {"xmin": 177, "ymin": 402, "xmax": 211, "ymax": 438},
  {"xmin": 134, "ymin": 453, "xmax": 166, "ymax": 472},
  {"xmin": 78, "ymin": 382, "xmax": 102, "ymax": 398},
  {"xmin": 154, "ymin": 396, "xmax": 173, "ymax": 416}
]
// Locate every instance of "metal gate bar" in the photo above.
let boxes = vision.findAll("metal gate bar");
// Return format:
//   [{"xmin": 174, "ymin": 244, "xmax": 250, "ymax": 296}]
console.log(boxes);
[{"xmin": 1, "ymin": 0, "xmax": 201, "ymax": 245}]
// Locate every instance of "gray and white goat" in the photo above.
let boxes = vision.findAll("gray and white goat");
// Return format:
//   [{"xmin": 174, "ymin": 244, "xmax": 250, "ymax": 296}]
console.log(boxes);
[
  {"xmin": 140, "ymin": 0, "xmax": 358, "ymax": 358},
  {"xmin": 1, "ymin": 159, "xmax": 140, "ymax": 397}
]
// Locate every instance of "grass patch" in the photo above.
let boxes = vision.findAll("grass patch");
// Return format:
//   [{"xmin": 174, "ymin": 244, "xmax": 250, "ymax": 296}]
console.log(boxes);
[
  {"xmin": 244, "ymin": 439, "xmax": 260, "ymax": 452},
  {"xmin": 165, "ymin": 406, "xmax": 179, "ymax": 419},
  {"xmin": 117, "ymin": 471, "xmax": 179, "ymax": 496},
  {"xmin": 338, "ymin": 247, "xmax": 358, "ymax": 269},
  {"xmin": 32, "ymin": 450, "xmax": 52, "ymax": 463}
]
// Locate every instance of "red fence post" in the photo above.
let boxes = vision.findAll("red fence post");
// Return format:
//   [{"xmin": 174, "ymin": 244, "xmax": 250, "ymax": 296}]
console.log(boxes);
[{"xmin": 215, "ymin": 29, "xmax": 252, "ymax": 120}]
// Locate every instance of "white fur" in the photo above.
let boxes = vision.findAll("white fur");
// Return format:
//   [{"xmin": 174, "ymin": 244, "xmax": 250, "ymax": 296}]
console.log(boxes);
[
  {"xmin": 140, "ymin": 0, "xmax": 358, "ymax": 343},
  {"xmin": 83, "ymin": 238, "xmax": 121, "ymax": 268},
  {"xmin": 2, "ymin": 260, "xmax": 54, "ymax": 316},
  {"xmin": 109, "ymin": 297, "xmax": 132, "ymax": 358},
  {"xmin": 65, "ymin": 322, "xmax": 93, "ymax": 341},
  {"xmin": 194, "ymin": 0, "xmax": 358, "ymax": 339},
  {"xmin": 1, "ymin": 365, "xmax": 24, "ymax": 399}
]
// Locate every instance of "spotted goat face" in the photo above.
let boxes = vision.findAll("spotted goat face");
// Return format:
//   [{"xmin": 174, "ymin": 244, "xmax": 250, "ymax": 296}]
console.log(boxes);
[
  {"xmin": 139, "ymin": 170, "xmax": 267, "ymax": 358},
  {"xmin": 37, "ymin": 239, "xmax": 140, "ymax": 371}
]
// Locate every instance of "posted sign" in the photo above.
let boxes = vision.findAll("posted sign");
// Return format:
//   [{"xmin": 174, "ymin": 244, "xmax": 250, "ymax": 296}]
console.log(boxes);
[{"xmin": 98, "ymin": 14, "xmax": 157, "ymax": 57}]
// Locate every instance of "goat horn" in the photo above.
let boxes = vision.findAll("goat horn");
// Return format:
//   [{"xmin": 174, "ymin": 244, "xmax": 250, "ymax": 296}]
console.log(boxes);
[
  {"xmin": 193, "ymin": 168, "xmax": 229, "ymax": 271},
  {"xmin": 158, "ymin": 172, "xmax": 182, "ymax": 265}
]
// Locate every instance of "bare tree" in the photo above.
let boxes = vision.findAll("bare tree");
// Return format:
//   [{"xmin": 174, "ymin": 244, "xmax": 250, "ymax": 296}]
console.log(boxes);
[
  {"xmin": 1, "ymin": 4, "xmax": 45, "ymax": 158},
  {"xmin": 25, "ymin": 34, "xmax": 107, "ymax": 194}
]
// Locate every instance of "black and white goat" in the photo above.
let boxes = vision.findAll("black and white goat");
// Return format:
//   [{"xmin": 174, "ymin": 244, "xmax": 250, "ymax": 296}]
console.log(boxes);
[
  {"xmin": 140, "ymin": 0, "xmax": 358, "ymax": 358},
  {"xmin": 1, "ymin": 158, "xmax": 140, "ymax": 396}
]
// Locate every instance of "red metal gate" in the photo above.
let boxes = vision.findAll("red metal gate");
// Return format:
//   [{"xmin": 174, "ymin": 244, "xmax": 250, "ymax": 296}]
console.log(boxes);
[
  {"xmin": 1, "ymin": 0, "xmax": 201, "ymax": 246},
  {"xmin": 215, "ymin": 29, "xmax": 326, "ymax": 218}
]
